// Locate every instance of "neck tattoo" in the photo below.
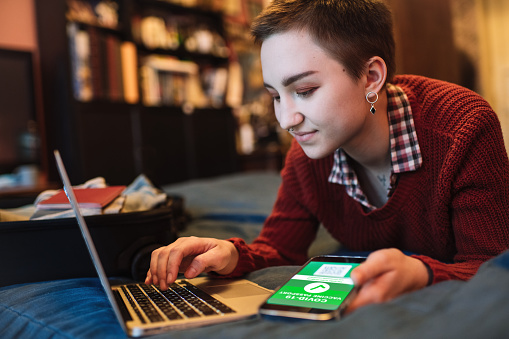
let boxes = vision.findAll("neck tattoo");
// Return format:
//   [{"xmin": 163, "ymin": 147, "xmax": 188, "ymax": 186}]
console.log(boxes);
[{"xmin": 377, "ymin": 174, "xmax": 388, "ymax": 188}]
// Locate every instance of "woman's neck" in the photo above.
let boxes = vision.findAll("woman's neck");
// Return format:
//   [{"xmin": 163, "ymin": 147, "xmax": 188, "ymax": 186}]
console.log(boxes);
[
  {"xmin": 349, "ymin": 150, "xmax": 392, "ymax": 208},
  {"xmin": 344, "ymin": 88, "xmax": 390, "ymax": 170}
]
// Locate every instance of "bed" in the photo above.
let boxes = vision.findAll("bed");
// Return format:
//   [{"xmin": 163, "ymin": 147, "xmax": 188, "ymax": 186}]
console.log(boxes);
[{"xmin": 1, "ymin": 171, "xmax": 508, "ymax": 338}]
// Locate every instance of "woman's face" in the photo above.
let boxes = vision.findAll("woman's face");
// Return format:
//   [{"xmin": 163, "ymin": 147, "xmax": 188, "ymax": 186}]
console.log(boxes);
[{"xmin": 261, "ymin": 29, "xmax": 371, "ymax": 159}]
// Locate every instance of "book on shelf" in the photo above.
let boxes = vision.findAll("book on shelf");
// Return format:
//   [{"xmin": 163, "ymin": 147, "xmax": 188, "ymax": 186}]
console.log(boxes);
[
  {"xmin": 36, "ymin": 186, "xmax": 126, "ymax": 210},
  {"xmin": 88, "ymin": 27, "xmax": 104, "ymax": 100},
  {"xmin": 68, "ymin": 23, "xmax": 93, "ymax": 101},
  {"xmin": 120, "ymin": 41, "xmax": 139, "ymax": 104},
  {"xmin": 106, "ymin": 34, "xmax": 123, "ymax": 101}
]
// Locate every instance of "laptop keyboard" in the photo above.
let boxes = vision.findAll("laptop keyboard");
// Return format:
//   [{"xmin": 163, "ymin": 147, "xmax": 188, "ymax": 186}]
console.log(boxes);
[{"xmin": 121, "ymin": 280, "xmax": 235, "ymax": 323}]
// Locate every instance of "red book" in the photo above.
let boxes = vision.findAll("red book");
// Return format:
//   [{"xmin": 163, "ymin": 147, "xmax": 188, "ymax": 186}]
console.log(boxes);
[
  {"xmin": 106, "ymin": 35, "xmax": 122, "ymax": 101},
  {"xmin": 37, "ymin": 186, "xmax": 126, "ymax": 210}
]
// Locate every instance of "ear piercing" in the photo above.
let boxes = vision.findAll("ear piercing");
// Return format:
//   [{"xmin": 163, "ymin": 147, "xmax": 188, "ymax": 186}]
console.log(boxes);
[{"xmin": 366, "ymin": 91, "xmax": 378, "ymax": 115}]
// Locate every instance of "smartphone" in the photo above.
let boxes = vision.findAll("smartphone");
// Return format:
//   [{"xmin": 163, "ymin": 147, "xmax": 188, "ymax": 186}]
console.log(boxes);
[{"xmin": 259, "ymin": 255, "xmax": 365, "ymax": 321}]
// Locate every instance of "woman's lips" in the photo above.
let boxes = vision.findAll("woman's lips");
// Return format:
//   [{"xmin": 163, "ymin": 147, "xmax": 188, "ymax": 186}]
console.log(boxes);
[{"xmin": 293, "ymin": 130, "xmax": 317, "ymax": 143}]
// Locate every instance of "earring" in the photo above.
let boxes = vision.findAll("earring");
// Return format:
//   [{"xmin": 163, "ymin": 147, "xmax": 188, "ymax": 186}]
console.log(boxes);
[{"xmin": 366, "ymin": 91, "xmax": 378, "ymax": 115}]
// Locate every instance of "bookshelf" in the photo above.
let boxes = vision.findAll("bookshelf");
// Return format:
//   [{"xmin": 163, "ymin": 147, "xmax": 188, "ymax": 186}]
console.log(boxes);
[{"xmin": 35, "ymin": 0, "xmax": 238, "ymax": 186}]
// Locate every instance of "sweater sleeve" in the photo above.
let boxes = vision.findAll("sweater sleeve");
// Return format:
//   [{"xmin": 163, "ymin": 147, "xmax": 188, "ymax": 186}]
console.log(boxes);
[
  {"xmin": 416, "ymin": 95, "xmax": 509, "ymax": 283},
  {"xmin": 222, "ymin": 141, "xmax": 321, "ymax": 277}
]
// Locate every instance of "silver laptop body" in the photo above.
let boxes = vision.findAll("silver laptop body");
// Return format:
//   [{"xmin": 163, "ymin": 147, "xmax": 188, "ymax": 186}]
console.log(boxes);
[{"xmin": 53, "ymin": 150, "xmax": 272, "ymax": 337}]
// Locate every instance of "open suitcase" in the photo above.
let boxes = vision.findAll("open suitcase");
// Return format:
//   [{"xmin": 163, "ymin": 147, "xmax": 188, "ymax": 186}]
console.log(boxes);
[{"xmin": 0, "ymin": 196, "xmax": 186, "ymax": 287}]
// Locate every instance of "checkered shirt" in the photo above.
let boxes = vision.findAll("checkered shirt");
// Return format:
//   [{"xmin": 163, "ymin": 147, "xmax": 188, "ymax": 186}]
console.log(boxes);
[{"xmin": 328, "ymin": 83, "xmax": 422, "ymax": 211}]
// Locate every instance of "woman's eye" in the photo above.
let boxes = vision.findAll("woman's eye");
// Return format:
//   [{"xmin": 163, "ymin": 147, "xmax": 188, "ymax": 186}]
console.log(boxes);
[
  {"xmin": 272, "ymin": 95, "xmax": 281, "ymax": 102},
  {"xmin": 296, "ymin": 88, "xmax": 317, "ymax": 98}
]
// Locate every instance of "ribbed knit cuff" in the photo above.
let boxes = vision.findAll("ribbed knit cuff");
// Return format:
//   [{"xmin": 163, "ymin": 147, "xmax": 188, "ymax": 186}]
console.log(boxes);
[{"xmin": 423, "ymin": 261, "xmax": 434, "ymax": 286}]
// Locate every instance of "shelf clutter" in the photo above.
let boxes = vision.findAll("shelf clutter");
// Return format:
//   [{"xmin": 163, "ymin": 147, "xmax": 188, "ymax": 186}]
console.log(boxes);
[
  {"xmin": 33, "ymin": 0, "xmax": 288, "ymax": 187},
  {"xmin": 66, "ymin": 0, "xmax": 232, "ymax": 108}
]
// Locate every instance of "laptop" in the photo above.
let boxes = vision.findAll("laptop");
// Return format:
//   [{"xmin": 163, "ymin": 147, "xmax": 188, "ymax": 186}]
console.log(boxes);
[{"xmin": 53, "ymin": 150, "xmax": 272, "ymax": 337}]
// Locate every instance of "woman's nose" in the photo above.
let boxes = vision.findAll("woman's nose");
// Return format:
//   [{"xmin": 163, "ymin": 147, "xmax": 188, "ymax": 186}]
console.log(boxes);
[{"xmin": 276, "ymin": 99, "xmax": 304, "ymax": 131}]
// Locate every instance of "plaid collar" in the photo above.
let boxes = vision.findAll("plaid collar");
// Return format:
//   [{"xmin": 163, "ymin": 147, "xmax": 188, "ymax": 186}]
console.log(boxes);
[{"xmin": 328, "ymin": 83, "xmax": 422, "ymax": 210}]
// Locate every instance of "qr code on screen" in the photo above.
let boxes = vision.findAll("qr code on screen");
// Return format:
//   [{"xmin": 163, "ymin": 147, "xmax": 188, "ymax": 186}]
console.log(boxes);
[{"xmin": 314, "ymin": 264, "xmax": 352, "ymax": 277}]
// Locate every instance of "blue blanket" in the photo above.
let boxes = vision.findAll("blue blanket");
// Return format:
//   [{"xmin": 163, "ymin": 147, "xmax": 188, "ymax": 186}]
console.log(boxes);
[
  {"xmin": 1, "ymin": 251, "xmax": 508, "ymax": 338},
  {"xmin": 1, "ymin": 172, "xmax": 508, "ymax": 338}
]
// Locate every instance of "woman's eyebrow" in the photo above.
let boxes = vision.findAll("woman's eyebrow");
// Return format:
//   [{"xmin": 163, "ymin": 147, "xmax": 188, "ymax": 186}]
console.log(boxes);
[{"xmin": 264, "ymin": 70, "xmax": 318, "ymax": 89}]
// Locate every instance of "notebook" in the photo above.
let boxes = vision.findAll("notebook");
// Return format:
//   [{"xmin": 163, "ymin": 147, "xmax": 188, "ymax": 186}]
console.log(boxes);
[
  {"xmin": 37, "ymin": 186, "xmax": 125, "ymax": 210},
  {"xmin": 53, "ymin": 150, "xmax": 272, "ymax": 337}
]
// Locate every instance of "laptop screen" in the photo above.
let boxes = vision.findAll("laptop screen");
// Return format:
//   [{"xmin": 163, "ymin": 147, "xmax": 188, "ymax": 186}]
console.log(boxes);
[{"xmin": 53, "ymin": 150, "xmax": 128, "ymax": 333}]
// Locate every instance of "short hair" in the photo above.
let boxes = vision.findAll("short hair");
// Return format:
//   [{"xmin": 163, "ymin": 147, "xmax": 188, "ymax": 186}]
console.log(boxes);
[{"xmin": 251, "ymin": 0, "xmax": 396, "ymax": 83}]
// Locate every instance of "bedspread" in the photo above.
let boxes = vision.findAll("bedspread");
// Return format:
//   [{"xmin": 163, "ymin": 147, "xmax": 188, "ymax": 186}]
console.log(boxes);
[
  {"xmin": 1, "ymin": 251, "xmax": 508, "ymax": 339},
  {"xmin": 1, "ymin": 171, "xmax": 508, "ymax": 338}
]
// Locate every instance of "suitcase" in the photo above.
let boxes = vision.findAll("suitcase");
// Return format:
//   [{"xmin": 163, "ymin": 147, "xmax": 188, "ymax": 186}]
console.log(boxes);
[{"xmin": 0, "ymin": 196, "xmax": 186, "ymax": 287}]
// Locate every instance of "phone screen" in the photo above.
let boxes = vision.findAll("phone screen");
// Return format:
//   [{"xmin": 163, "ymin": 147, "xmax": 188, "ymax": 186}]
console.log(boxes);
[{"xmin": 265, "ymin": 260, "xmax": 360, "ymax": 311}]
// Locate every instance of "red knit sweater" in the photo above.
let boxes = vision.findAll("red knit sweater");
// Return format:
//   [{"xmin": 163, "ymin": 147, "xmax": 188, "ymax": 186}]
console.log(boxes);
[{"xmin": 228, "ymin": 75, "xmax": 509, "ymax": 284}]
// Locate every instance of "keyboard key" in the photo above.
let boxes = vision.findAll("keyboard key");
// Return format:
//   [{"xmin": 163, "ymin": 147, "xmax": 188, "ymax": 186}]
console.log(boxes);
[{"xmin": 180, "ymin": 281, "xmax": 235, "ymax": 314}]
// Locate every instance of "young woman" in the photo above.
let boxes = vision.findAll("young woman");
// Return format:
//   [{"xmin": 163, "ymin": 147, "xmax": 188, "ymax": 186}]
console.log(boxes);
[{"xmin": 146, "ymin": 0, "xmax": 509, "ymax": 312}]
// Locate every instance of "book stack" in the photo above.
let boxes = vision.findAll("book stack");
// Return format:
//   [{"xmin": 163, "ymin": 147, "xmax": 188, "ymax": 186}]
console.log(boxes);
[
  {"xmin": 140, "ymin": 55, "xmax": 229, "ymax": 108},
  {"xmin": 68, "ymin": 23, "xmax": 139, "ymax": 103},
  {"xmin": 140, "ymin": 55, "xmax": 204, "ymax": 107}
]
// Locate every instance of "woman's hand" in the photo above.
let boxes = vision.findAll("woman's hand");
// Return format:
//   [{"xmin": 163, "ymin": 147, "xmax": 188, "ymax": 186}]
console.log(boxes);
[
  {"xmin": 145, "ymin": 236, "xmax": 239, "ymax": 290},
  {"xmin": 346, "ymin": 248, "xmax": 429, "ymax": 313}
]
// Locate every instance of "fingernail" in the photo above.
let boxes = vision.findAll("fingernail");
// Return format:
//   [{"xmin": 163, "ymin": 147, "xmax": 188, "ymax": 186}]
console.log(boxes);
[
  {"xmin": 166, "ymin": 272, "xmax": 172, "ymax": 284},
  {"xmin": 188, "ymin": 267, "xmax": 197, "ymax": 277}
]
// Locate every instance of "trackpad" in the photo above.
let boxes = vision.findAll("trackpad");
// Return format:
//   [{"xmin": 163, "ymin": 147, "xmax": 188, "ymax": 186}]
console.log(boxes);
[{"xmin": 204, "ymin": 283, "xmax": 269, "ymax": 298}]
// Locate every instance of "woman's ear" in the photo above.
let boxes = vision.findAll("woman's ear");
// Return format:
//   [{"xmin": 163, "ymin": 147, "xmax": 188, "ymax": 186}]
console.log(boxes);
[{"xmin": 365, "ymin": 56, "xmax": 387, "ymax": 93}]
